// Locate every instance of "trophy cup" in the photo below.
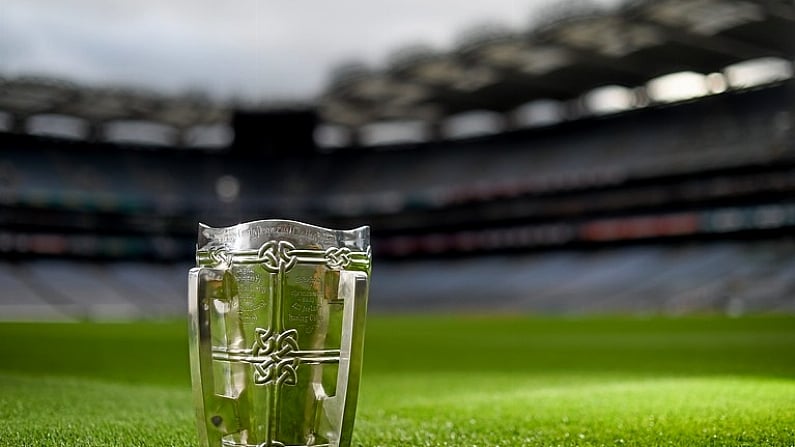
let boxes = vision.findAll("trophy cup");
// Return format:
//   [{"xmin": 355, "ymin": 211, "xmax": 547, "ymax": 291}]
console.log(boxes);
[{"xmin": 188, "ymin": 220, "xmax": 371, "ymax": 447}]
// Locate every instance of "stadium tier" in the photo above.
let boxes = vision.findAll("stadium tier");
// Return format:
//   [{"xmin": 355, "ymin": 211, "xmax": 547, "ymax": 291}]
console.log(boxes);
[
  {"xmin": 0, "ymin": 80, "xmax": 793, "ymax": 259},
  {"xmin": 1, "ymin": 80, "xmax": 793, "ymax": 319},
  {"xmin": 1, "ymin": 240, "xmax": 794, "ymax": 320}
]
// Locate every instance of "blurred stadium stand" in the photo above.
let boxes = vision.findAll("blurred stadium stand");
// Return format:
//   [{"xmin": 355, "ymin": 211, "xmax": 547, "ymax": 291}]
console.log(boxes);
[{"xmin": 0, "ymin": 0, "xmax": 793, "ymax": 319}]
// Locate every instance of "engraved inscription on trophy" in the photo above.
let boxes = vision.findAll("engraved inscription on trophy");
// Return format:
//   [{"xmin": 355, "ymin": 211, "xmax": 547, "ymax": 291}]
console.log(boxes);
[
  {"xmin": 235, "ymin": 267, "xmax": 268, "ymax": 323},
  {"xmin": 289, "ymin": 298, "xmax": 319, "ymax": 328},
  {"xmin": 288, "ymin": 274, "xmax": 321, "ymax": 331}
]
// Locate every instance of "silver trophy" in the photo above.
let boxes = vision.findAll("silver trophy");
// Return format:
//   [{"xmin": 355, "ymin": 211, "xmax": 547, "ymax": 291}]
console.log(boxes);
[{"xmin": 188, "ymin": 220, "xmax": 371, "ymax": 447}]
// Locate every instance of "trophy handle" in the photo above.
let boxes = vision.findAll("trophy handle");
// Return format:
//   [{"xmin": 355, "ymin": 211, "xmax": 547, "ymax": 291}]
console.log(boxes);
[
  {"xmin": 188, "ymin": 267, "xmax": 242, "ymax": 446},
  {"xmin": 334, "ymin": 270, "xmax": 369, "ymax": 447}
]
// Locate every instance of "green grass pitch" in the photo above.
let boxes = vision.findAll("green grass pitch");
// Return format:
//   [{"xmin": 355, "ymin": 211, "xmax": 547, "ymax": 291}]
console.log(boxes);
[{"xmin": 1, "ymin": 315, "xmax": 794, "ymax": 446}]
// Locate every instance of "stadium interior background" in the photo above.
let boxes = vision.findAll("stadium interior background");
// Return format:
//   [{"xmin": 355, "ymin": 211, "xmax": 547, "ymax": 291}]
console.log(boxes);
[{"xmin": 1, "ymin": 0, "xmax": 794, "ymax": 320}]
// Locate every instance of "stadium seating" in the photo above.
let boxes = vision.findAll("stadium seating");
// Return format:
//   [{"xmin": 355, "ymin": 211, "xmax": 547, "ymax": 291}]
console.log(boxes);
[
  {"xmin": 0, "ymin": 81, "xmax": 792, "ymax": 221},
  {"xmin": 0, "ymin": 79, "xmax": 792, "ymax": 319},
  {"xmin": 374, "ymin": 241, "xmax": 795, "ymax": 314},
  {"xmin": 1, "ymin": 240, "xmax": 793, "ymax": 320}
]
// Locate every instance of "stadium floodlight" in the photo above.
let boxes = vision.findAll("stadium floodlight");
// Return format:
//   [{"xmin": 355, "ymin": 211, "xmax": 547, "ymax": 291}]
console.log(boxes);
[
  {"xmin": 103, "ymin": 120, "xmax": 179, "ymax": 146},
  {"xmin": 646, "ymin": 71, "xmax": 709, "ymax": 103},
  {"xmin": 183, "ymin": 124, "xmax": 234, "ymax": 149},
  {"xmin": 724, "ymin": 57, "xmax": 794, "ymax": 88},
  {"xmin": 359, "ymin": 119, "xmax": 428, "ymax": 146},
  {"xmin": 314, "ymin": 124, "xmax": 352, "ymax": 150},
  {"xmin": 26, "ymin": 114, "xmax": 88, "ymax": 140},
  {"xmin": 512, "ymin": 99, "xmax": 566, "ymax": 128},
  {"xmin": 442, "ymin": 110, "xmax": 505, "ymax": 139},
  {"xmin": 705, "ymin": 72, "xmax": 729, "ymax": 94},
  {"xmin": 583, "ymin": 85, "xmax": 635, "ymax": 115}
]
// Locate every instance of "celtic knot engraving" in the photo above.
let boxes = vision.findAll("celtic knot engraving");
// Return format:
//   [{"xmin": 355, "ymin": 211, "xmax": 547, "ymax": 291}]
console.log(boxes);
[
  {"xmin": 325, "ymin": 247, "xmax": 352, "ymax": 269},
  {"xmin": 257, "ymin": 241, "xmax": 297, "ymax": 273},
  {"xmin": 206, "ymin": 248, "xmax": 232, "ymax": 268},
  {"xmin": 198, "ymin": 239, "xmax": 370, "ymax": 271},
  {"xmin": 251, "ymin": 328, "xmax": 300, "ymax": 386}
]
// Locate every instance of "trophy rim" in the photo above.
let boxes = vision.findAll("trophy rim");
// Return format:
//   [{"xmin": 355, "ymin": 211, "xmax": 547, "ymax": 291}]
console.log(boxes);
[
  {"xmin": 198, "ymin": 219, "xmax": 368, "ymax": 233},
  {"xmin": 197, "ymin": 219, "xmax": 370, "ymax": 252}
]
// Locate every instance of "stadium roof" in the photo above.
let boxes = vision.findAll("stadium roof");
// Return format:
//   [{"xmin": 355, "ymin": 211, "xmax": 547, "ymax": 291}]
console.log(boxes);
[
  {"xmin": 0, "ymin": 77, "xmax": 231, "ymax": 129},
  {"xmin": 318, "ymin": 0, "xmax": 795, "ymax": 126},
  {"xmin": 0, "ymin": 0, "xmax": 791, "ymax": 135}
]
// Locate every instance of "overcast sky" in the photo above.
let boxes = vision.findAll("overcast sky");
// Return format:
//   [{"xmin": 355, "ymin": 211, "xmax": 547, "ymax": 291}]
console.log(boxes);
[{"xmin": 0, "ymin": 0, "xmax": 625, "ymax": 102}]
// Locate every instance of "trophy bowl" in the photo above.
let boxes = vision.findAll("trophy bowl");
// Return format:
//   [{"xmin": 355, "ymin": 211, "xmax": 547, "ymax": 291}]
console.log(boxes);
[{"xmin": 188, "ymin": 220, "xmax": 371, "ymax": 447}]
